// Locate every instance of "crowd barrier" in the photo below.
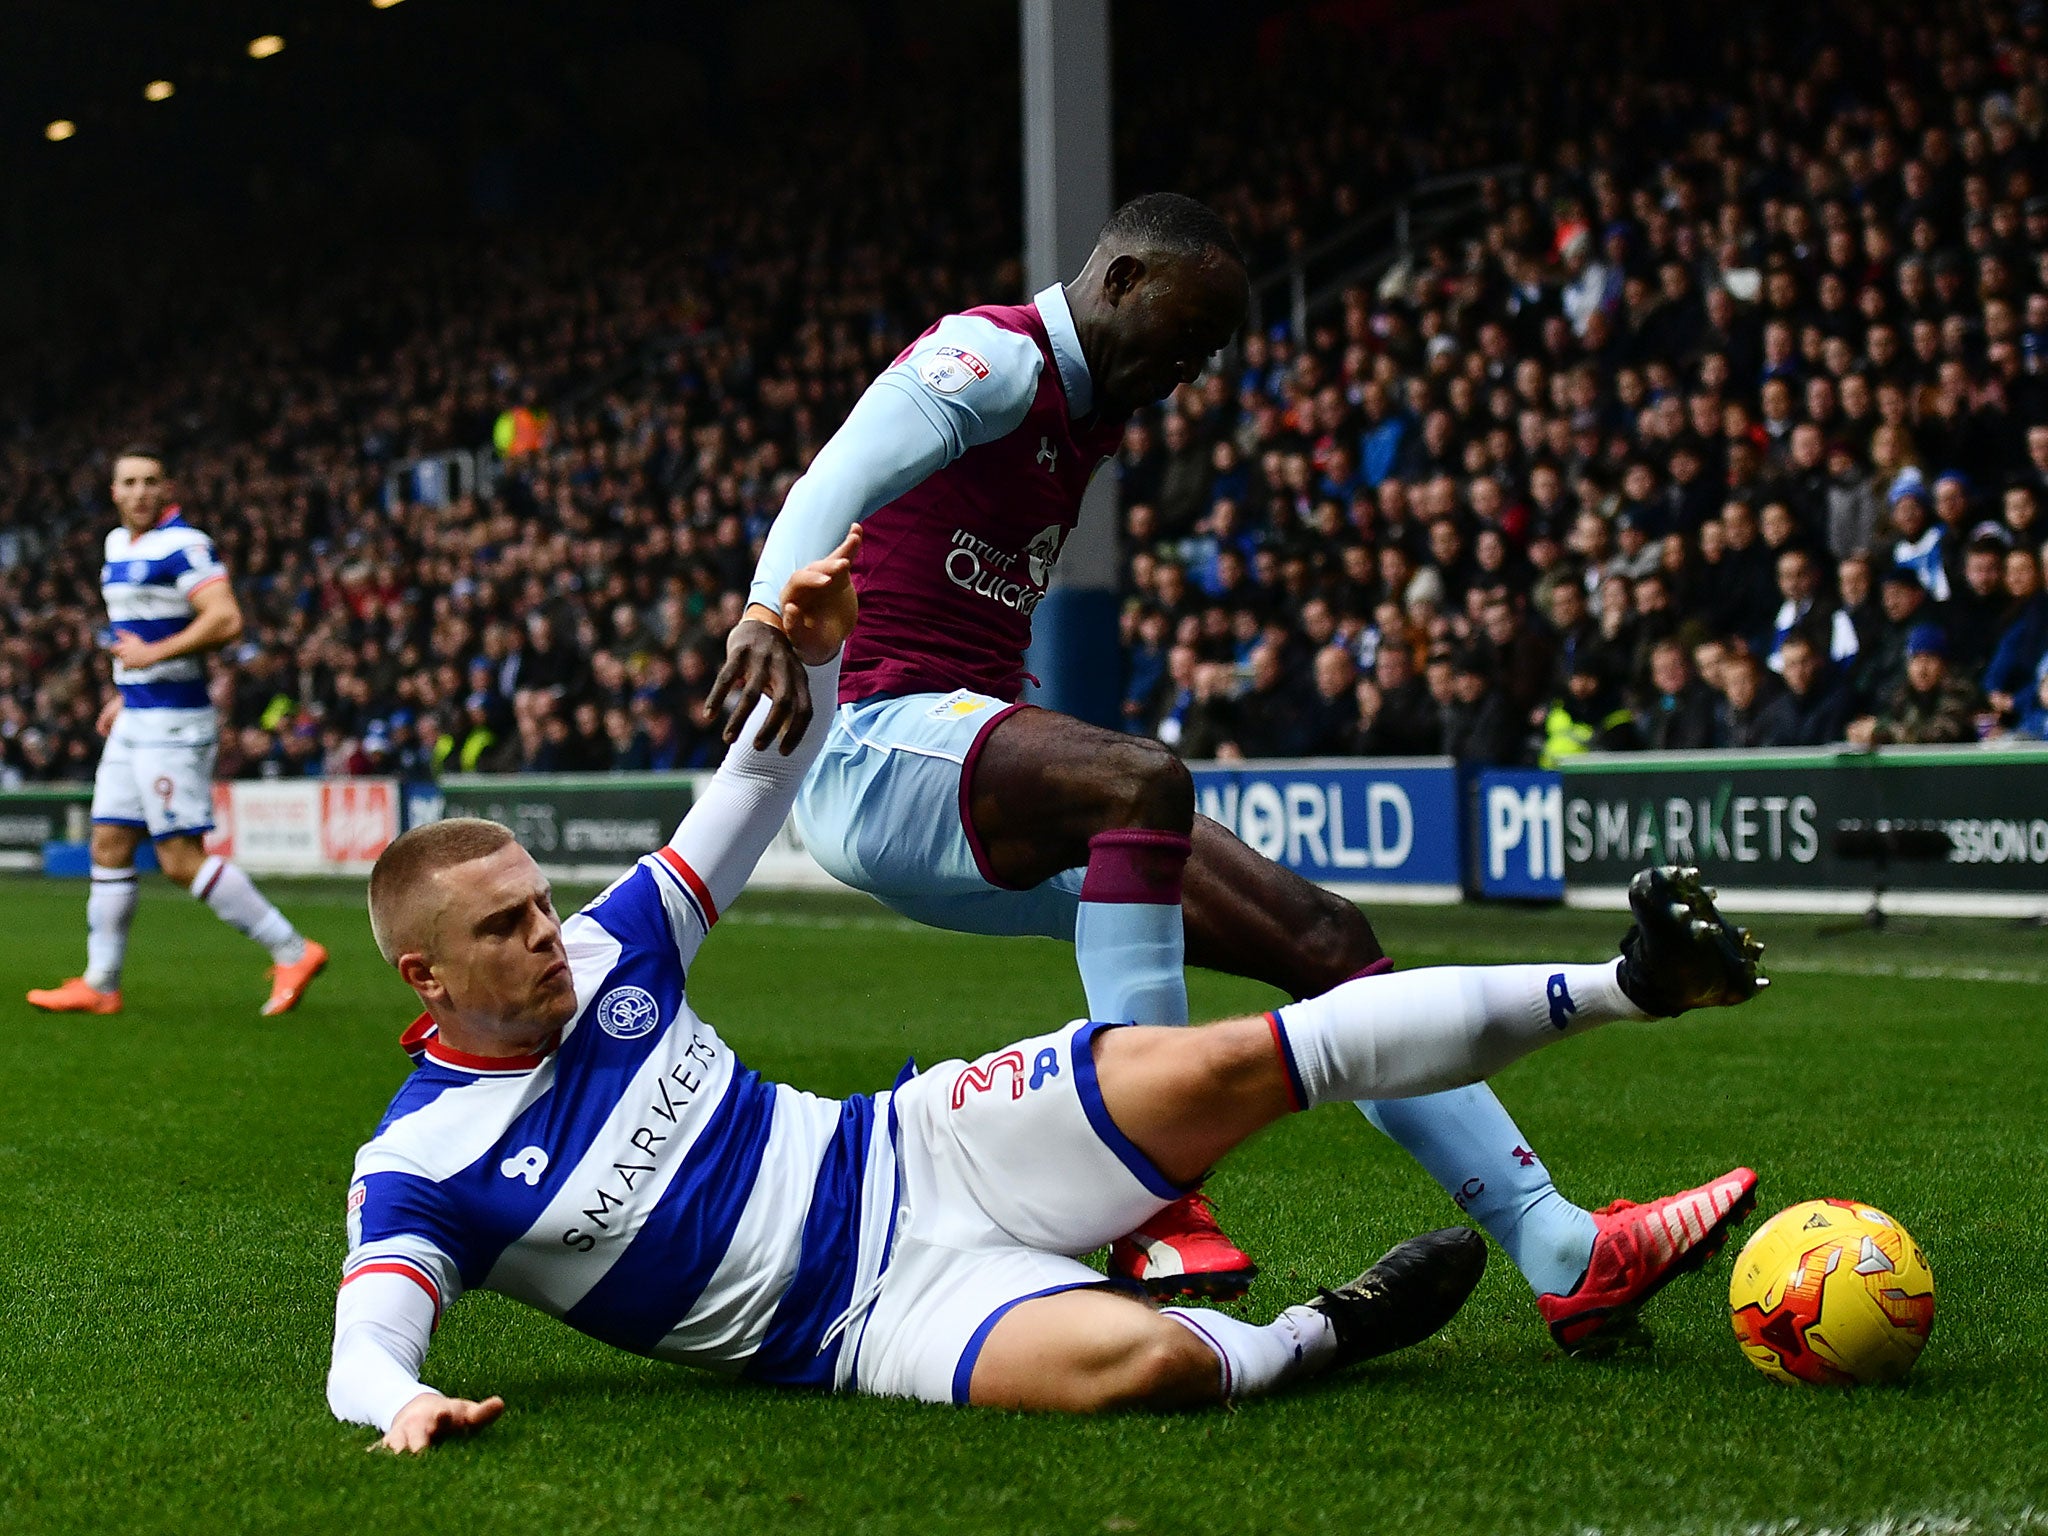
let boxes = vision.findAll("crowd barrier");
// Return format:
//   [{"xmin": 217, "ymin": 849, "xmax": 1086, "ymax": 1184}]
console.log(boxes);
[{"xmin": 11, "ymin": 745, "xmax": 2045, "ymax": 915}]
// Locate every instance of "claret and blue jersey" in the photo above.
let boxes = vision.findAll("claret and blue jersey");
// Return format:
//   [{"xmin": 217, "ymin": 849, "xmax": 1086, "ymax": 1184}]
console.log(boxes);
[{"xmin": 343, "ymin": 845, "xmax": 902, "ymax": 1390}]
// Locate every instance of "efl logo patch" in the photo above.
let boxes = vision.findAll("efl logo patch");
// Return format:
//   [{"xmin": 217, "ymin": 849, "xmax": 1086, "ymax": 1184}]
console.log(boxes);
[
  {"xmin": 915, "ymin": 346, "xmax": 990, "ymax": 395},
  {"xmin": 346, "ymin": 1181, "xmax": 367, "ymax": 1215},
  {"xmin": 927, "ymin": 689, "xmax": 994, "ymax": 720},
  {"xmin": 596, "ymin": 984, "xmax": 660, "ymax": 1040}
]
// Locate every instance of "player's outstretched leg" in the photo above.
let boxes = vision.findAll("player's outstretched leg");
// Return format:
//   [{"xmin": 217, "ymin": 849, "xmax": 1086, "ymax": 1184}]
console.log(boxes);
[
  {"xmin": 1537, "ymin": 867, "xmax": 1767, "ymax": 1353},
  {"xmin": 967, "ymin": 707, "xmax": 1254, "ymax": 1299},
  {"xmin": 162, "ymin": 839, "xmax": 329, "ymax": 1016},
  {"xmin": 1187, "ymin": 828, "xmax": 1765, "ymax": 1333},
  {"xmin": 967, "ymin": 1230, "xmax": 1485, "ymax": 1411}
]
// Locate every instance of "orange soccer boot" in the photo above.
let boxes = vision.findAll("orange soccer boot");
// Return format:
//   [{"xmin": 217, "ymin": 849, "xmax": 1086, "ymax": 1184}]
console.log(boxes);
[
  {"xmin": 261, "ymin": 939, "xmax": 330, "ymax": 1017},
  {"xmin": 27, "ymin": 977, "xmax": 123, "ymax": 1014}
]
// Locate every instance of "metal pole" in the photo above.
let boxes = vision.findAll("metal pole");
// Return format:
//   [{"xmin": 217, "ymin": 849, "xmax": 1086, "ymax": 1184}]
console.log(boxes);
[{"xmin": 1020, "ymin": 0, "xmax": 1120, "ymax": 728}]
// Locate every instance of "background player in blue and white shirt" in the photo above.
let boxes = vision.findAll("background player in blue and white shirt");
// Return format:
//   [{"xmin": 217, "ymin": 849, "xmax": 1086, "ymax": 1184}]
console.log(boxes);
[
  {"xmin": 27, "ymin": 446, "xmax": 329, "ymax": 1019},
  {"xmin": 327, "ymin": 527, "xmax": 1768, "ymax": 1451}
]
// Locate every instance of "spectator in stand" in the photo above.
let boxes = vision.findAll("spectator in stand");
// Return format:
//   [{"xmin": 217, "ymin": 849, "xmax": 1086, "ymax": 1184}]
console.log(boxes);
[
  {"xmin": 1848, "ymin": 627, "xmax": 1982, "ymax": 746},
  {"xmin": 1887, "ymin": 472, "xmax": 1952, "ymax": 603},
  {"xmin": 1985, "ymin": 546, "xmax": 2048, "ymax": 721},
  {"xmin": 1638, "ymin": 640, "xmax": 1718, "ymax": 752},
  {"xmin": 1172, "ymin": 661, "xmax": 1241, "ymax": 762},
  {"xmin": 1354, "ymin": 642, "xmax": 1440, "ymax": 756},
  {"xmin": 1826, "ymin": 442, "xmax": 1882, "ymax": 563},
  {"xmin": 1858, "ymin": 569, "xmax": 1936, "ymax": 712},
  {"xmin": 1766, "ymin": 548, "xmax": 1859, "ymax": 676},
  {"xmin": 1712, "ymin": 651, "xmax": 1780, "ymax": 751},
  {"xmin": 1539, "ymin": 654, "xmax": 1640, "ymax": 767},
  {"xmin": 1441, "ymin": 650, "xmax": 1523, "ymax": 767},
  {"xmin": 2003, "ymin": 483, "xmax": 2044, "ymax": 554},
  {"xmin": 1304, "ymin": 645, "xmax": 1359, "ymax": 755},
  {"xmin": 1717, "ymin": 502, "xmax": 1781, "ymax": 648},
  {"xmin": 1944, "ymin": 538, "xmax": 2013, "ymax": 683},
  {"xmin": 1999, "ymin": 656, "xmax": 2048, "ymax": 740},
  {"xmin": 1754, "ymin": 635, "xmax": 1850, "ymax": 748}
]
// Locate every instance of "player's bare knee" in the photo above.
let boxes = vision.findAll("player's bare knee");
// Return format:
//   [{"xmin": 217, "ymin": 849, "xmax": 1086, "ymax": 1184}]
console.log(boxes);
[
  {"xmin": 1104, "ymin": 1324, "xmax": 1220, "ymax": 1411},
  {"xmin": 155, "ymin": 837, "xmax": 206, "ymax": 887},
  {"xmin": 1097, "ymin": 739, "xmax": 1194, "ymax": 835},
  {"xmin": 1293, "ymin": 888, "xmax": 1384, "ymax": 993},
  {"xmin": 90, "ymin": 824, "xmax": 141, "ymax": 869}
]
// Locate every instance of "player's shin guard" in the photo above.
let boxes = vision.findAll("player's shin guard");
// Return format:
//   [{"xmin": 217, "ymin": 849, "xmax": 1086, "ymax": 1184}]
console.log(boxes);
[
  {"xmin": 1160, "ymin": 1305, "xmax": 1337, "ymax": 1399},
  {"xmin": 1359, "ymin": 1089, "xmax": 1598, "ymax": 1300},
  {"xmin": 1073, "ymin": 830, "xmax": 1190, "ymax": 1025},
  {"xmin": 191, "ymin": 855, "xmax": 304, "ymax": 962},
  {"xmin": 1271, "ymin": 961, "xmax": 1648, "ymax": 1107},
  {"xmin": 85, "ymin": 864, "xmax": 139, "ymax": 992}
]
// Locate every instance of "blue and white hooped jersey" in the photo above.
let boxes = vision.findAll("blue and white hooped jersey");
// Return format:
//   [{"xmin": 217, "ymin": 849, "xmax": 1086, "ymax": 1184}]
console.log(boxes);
[
  {"xmin": 342, "ymin": 849, "xmax": 902, "ymax": 1390},
  {"xmin": 101, "ymin": 508, "xmax": 227, "ymax": 727}
]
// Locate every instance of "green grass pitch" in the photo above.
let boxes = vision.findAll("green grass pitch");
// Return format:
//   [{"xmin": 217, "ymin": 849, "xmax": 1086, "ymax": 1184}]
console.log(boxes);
[{"xmin": 2, "ymin": 872, "xmax": 2045, "ymax": 1535}]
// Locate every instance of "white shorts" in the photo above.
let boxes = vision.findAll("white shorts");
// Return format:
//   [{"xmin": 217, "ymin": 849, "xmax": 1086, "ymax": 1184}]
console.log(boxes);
[
  {"xmin": 848, "ymin": 1019, "xmax": 1194, "ymax": 1405},
  {"xmin": 92, "ymin": 716, "xmax": 217, "ymax": 841}
]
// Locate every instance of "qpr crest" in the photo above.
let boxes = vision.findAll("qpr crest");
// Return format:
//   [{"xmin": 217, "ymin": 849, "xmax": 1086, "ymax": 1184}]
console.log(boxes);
[{"xmin": 595, "ymin": 984, "xmax": 659, "ymax": 1040}]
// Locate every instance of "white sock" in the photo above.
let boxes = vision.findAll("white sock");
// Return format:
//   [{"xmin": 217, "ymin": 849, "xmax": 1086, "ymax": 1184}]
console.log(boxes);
[
  {"xmin": 85, "ymin": 865, "xmax": 139, "ymax": 991},
  {"xmin": 1272, "ymin": 961, "xmax": 1647, "ymax": 1106},
  {"xmin": 1161, "ymin": 1304, "xmax": 1338, "ymax": 1399},
  {"xmin": 191, "ymin": 856, "xmax": 304, "ymax": 963}
]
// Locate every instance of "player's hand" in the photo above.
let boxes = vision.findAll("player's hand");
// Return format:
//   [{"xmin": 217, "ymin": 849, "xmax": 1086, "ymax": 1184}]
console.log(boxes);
[
  {"xmin": 780, "ymin": 525, "xmax": 862, "ymax": 668},
  {"xmin": 372, "ymin": 1392, "xmax": 505, "ymax": 1455},
  {"xmin": 709, "ymin": 617, "xmax": 811, "ymax": 755},
  {"xmin": 108, "ymin": 630, "xmax": 161, "ymax": 670},
  {"xmin": 96, "ymin": 695, "xmax": 123, "ymax": 736}
]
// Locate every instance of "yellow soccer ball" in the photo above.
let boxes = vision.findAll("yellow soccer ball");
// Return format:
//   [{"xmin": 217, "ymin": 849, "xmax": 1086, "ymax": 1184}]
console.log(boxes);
[{"xmin": 1728, "ymin": 1199, "xmax": 1935, "ymax": 1386}]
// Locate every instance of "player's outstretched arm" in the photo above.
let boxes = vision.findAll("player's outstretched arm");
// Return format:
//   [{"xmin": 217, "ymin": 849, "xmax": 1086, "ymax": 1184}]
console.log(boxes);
[
  {"xmin": 712, "ymin": 317, "xmax": 1039, "ymax": 748},
  {"xmin": 376, "ymin": 1392, "xmax": 506, "ymax": 1455},
  {"xmin": 671, "ymin": 531, "xmax": 859, "ymax": 917}
]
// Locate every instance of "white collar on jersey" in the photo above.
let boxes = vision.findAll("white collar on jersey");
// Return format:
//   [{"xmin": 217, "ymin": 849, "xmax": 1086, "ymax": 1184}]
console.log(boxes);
[{"xmin": 1034, "ymin": 283, "xmax": 1094, "ymax": 418}]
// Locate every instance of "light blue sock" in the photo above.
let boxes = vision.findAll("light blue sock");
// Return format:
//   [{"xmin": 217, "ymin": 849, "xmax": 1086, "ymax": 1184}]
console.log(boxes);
[
  {"xmin": 1360, "ymin": 1086, "xmax": 1597, "ymax": 1298},
  {"xmin": 1073, "ymin": 830, "xmax": 1192, "ymax": 1025}
]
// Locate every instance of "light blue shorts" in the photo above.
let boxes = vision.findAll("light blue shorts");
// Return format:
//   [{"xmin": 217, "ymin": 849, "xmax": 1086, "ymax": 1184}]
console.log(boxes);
[{"xmin": 794, "ymin": 690, "xmax": 1086, "ymax": 940}]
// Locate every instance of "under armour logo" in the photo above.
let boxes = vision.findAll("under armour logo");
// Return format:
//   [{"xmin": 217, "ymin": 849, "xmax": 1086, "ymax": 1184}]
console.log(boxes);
[
  {"xmin": 500, "ymin": 1145, "xmax": 550, "ymax": 1185},
  {"xmin": 1512, "ymin": 1145, "xmax": 1537, "ymax": 1168},
  {"xmin": 1545, "ymin": 973, "xmax": 1578, "ymax": 1031},
  {"xmin": 1036, "ymin": 436, "xmax": 1057, "ymax": 471}
]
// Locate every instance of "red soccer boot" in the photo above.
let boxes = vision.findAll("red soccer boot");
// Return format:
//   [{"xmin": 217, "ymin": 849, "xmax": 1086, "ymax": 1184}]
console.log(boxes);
[
  {"xmin": 1538, "ymin": 1166, "xmax": 1759, "ymax": 1353},
  {"xmin": 1109, "ymin": 1192, "xmax": 1258, "ymax": 1301}
]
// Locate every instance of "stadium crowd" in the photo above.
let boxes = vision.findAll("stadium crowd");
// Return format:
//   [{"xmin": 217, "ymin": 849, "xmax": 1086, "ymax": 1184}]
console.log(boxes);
[
  {"xmin": 7, "ymin": 0, "xmax": 2048, "ymax": 787},
  {"xmin": 1116, "ymin": 0, "xmax": 2048, "ymax": 765}
]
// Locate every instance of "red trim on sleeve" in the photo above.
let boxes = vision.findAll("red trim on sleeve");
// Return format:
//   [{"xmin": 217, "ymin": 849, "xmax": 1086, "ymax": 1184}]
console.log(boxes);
[
  {"xmin": 656, "ymin": 845, "xmax": 719, "ymax": 925},
  {"xmin": 185, "ymin": 571, "xmax": 229, "ymax": 595},
  {"xmin": 342, "ymin": 1260, "xmax": 442, "ymax": 1315}
]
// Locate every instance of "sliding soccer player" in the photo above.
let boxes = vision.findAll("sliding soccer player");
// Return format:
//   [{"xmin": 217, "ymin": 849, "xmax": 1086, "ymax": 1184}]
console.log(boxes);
[
  {"xmin": 328, "ymin": 528, "xmax": 1768, "ymax": 1450},
  {"xmin": 27, "ymin": 446, "xmax": 328, "ymax": 1018},
  {"xmin": 709, "ymin": 192, "xmax": 1754, "ymax": 1349}
]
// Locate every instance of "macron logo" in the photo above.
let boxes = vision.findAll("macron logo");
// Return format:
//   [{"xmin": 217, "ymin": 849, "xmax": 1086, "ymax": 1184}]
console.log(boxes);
[{"xmin": 1545, "ymin": 973, "xmax": 1578, "ymax": 1031}]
